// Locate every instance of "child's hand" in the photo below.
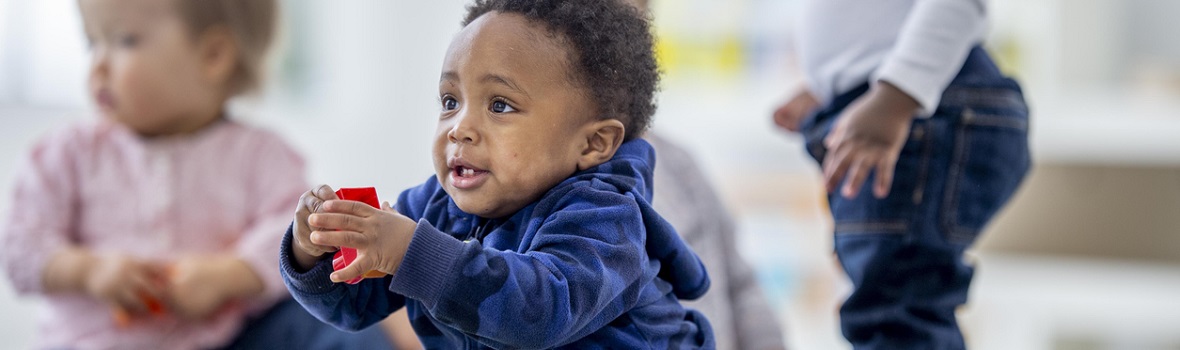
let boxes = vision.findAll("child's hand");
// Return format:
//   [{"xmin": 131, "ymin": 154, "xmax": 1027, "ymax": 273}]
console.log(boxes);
[
  {"xmin": 772, "ymin": 88, "xmax": 820, "ymax": 132},
  {"xmin": 83, "ymin": 254, "xmax": 167, "ymax": 315},
  {"xmin": 164, "ymin": 256, "xmax": 239, "ymax": 320},
  {"xmin": 822, "ymin": 81, "xmax": 919, "ymax": 199},
  {"xmin": 292, "ymin": 185, "xmax": 341, "ymax": 269},
  {"xmin": 308, "ymin": 199, "xmax": 417, "ymax": 283}
]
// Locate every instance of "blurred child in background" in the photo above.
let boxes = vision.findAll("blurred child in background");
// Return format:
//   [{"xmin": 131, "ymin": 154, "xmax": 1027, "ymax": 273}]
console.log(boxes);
[
  {"xmin": 0, "ymin": 0, "xmax": 389, "ymax": 348},
  {"xmin": 772, "ymin": 0, "xmax": 1031, "ymax": 348},
  {"xmin": 647, "ymin": 134, "xmax": 788, "ymax": 350},
  {"xmin": 622, "ymin": 1, "xmax": 788, "ymax": 349}
]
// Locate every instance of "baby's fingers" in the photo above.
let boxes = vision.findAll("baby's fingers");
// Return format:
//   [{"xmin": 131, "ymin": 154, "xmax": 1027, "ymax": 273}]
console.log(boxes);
[
  {"xmin": 330, "ymin": 253, "xmax": 373, "ymax": 283},
  {"xmin": 309, "ymin": 213, "xmax": 366, "ymax": 232},
  {"xmin": 842, "ymin": 159, "xmax": 871, "ymax": 199},
  {"xmin": 311, "ymin": 230, "xmax": 370, "ymax": 249},
  {"xmin": 873, "ymin": 157, "xmax": 898, "ymax": 199},
  {"xmin": 313, "ymin": 184, "xmax": 339, "ymax": 203},
  {"xmin": 114, "ymin": 275, "xmax": 157, "ymax": 313},
  {"xmin": 822, "ymin": 146, "xmax": 852, "ymax": 193},
  {"xmin": 114, "ymin": 288, "xmax": 148, "ymax": 314}
]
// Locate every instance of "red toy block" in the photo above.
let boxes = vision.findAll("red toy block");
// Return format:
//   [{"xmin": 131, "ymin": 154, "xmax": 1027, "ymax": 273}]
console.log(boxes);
[{"xmin": 332, "ymin": 187, "xmax": 388, "ymax": 284}]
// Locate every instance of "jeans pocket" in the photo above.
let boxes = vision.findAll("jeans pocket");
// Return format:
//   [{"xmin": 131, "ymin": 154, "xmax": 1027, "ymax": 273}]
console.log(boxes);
[
  {"xmin": 830, "ymin": 121, "xmax": 933, "ymax": 235},
  {"xmin": 941, "ymin": 107, "xmax": 1031, "ymax": 244}
]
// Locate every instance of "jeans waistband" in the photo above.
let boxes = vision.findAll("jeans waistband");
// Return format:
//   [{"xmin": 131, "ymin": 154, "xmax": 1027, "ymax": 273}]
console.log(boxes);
[{"xmin": 820, "ymin": 46, "xmax": 1024, "ymax": 115}]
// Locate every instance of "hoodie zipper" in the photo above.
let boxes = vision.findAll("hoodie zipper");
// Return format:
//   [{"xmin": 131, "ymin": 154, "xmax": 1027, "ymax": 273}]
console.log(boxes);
[{"xmin": 466, "ymin": 217, "xmax": 498, "ymax": 242}]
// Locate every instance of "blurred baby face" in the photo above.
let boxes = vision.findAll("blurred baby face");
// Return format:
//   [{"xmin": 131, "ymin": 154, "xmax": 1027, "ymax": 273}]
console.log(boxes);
[
  {"xmin": 79, "ymin": 0, "xmax": 221, "ymax": 136},
  {"xmin": 434, "ymin": 12, "xmax": 598, "ymax": 219}
]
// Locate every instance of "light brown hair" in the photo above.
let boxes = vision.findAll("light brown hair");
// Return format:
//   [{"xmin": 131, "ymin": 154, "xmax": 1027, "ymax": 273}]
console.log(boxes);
[{"xmin": 173, "ymin": 0, "xmax": 277, "ymax": 95}]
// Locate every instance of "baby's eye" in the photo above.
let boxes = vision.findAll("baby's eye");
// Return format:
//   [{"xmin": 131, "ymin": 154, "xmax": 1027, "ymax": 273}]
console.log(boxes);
[
  {"xmin": 490, "ymin": 100, "xmax": 516, "ymax": 113},
  {"xmin": 117, "ymin": 34, "xmax": 140, "ymax": 48},
  {"xmin": 442, "ymin": 97, "xmax": 459, "ymax": 111}
]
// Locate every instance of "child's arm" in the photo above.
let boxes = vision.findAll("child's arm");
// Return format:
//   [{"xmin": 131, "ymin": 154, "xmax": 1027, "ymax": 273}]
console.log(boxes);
[
  {"xmin": 873, "ymin": 0, "xmax": 986, "ymax": 114},
  {"xmin": 1, "ymin": 128, "xmax": 166, "ymax": 315},
  {"xmin": 165, "ymin": 132, "xmax": 310, "ymax": 319},
  {"xmin": 824, "ymin": 0, "xmax": 985, "ymax": 199},
  {"xmin": 822, "ymin": 81, "xmax": 919, "ymax": 199},
  {"xmin": 2, "ymin": 129, "xmax": 80, "ymax": 296},
  {"xmin": 315, "ymin": 187, "xmax": 664, "ymax": 349},
  {"xmin": 42, "ymin": 248, "xmax": 167, "ymax": 315},
  {"xmin": 772, "ymin": 88, "xmax": 820, "ymax": 132},
  {"xmin": 164, "ymin": 255, "xmax": 263, "ymax": 319},
  {"xmin": 279, "ymin": 224, "xmax": 408, "ymax": 331}
]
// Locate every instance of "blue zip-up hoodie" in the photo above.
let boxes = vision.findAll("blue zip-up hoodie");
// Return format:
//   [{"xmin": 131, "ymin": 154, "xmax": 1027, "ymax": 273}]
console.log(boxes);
[{"xmin": 280, "ymin": 139, "xmax": 714, "ymax": 349}]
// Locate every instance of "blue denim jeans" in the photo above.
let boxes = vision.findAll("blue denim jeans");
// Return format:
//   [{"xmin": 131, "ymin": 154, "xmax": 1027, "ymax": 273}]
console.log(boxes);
[{"xmin": 800, "ymin": 46, "xmax": 1031, "ymax": 350}]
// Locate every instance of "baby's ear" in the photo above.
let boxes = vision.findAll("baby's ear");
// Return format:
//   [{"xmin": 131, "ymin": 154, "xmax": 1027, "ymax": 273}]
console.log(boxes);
[
  {"xmin": 197, "ymin": 26, "xmax": 238, "ymax": 89},
  {"xmin": 577, "ymin": 118, "xmax": 625, "ymax": 171}
]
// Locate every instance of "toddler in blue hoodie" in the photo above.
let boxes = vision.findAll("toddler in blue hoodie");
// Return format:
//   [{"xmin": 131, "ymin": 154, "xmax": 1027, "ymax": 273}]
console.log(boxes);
[{"xmin": 279, "ymin": 0, "xmax": 714, "ymax": 348}]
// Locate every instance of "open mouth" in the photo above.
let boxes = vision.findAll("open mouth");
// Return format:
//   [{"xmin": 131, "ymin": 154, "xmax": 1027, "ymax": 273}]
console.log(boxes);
[
  {"xmin": 449, "ymin": 159, "xmax": 490, "ymax": 190},
  {"xmin": 454, "ymin": 165, "xmax": 488, "ymax": 178}
]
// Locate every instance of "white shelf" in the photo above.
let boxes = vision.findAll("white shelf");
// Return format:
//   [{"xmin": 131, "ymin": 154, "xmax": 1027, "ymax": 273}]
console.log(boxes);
[{"xmin": 1029, "ymin": 88, "xmax": 1180, "ymax": 166}]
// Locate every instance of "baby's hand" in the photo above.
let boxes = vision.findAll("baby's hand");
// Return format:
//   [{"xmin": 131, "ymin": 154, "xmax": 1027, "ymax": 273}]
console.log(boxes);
[
  {"xmin": 292, "ymin": 185, "xmax": 340, "ymax": 270},
  {"xmin": 83, "ymin": 254, "xmax": 167, "ymax": 316},
  {"xmin": 164, "ymin": 256, "xmax": 238, "ymax": 320},
  {"xmin": 308, "ymin": 199, "xmax": 418, "ymax": 283},
  {"xmin": 822, "ymin": 81, "xmax": 918, "ymax": 199},
  {"xmin": 772, "ymin": 88, "xmax": 820, "ymax": 132}
]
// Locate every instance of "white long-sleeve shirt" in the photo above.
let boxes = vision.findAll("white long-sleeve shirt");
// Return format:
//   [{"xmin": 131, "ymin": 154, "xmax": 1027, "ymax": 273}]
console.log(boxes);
[{"xmin": 797, "ymin": 0, "xmax": 987, "ymax": 115}]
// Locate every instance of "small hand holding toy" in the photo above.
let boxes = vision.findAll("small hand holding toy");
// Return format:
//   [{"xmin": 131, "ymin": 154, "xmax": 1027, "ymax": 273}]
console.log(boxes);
[
  {"xmin": 107, "ymin": 263, "xmax": 173, "ymax": 328},
  {"xmin": 305, "ymin": 186, "xmax": 417, "ymax": 285},
  {"xmin": 330, "ymin": 187, "xmax": 389, "ymax": 284},
  {"xmin": 112, "ymin": 293, "xmax": 168, "ymax": 328}
]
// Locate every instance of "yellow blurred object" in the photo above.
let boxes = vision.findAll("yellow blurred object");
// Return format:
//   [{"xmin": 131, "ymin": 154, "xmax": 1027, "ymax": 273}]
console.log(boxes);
[{"xmin": 654, "ymin": 33, "xmax": 747, "ymax": 82}]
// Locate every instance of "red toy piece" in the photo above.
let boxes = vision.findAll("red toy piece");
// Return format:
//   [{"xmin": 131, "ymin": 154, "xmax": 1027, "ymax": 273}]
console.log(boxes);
[
  {"xmin": 111, "ymin": 266, "xmax": 173, "ymax": 328},
  {"xmin": 332, "ymin": 187, "xmax": 389, "ymax": 284},
  {"xmin": 112, "ymin": 293, "xmax": 167, "ymax": 327}
]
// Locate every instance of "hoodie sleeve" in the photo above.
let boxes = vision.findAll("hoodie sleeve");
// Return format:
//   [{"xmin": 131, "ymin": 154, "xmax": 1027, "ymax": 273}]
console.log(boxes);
[
  {"xmin": 278, "ymin": 225, "xmax": 407, "ymax": 331},
  {"xmin": 276, "ymin": 179, "xmax": 441, "ymax": 332},
  {"xmin": 386, "ymin": 185, "xmax": 653, "ymax": 349}
]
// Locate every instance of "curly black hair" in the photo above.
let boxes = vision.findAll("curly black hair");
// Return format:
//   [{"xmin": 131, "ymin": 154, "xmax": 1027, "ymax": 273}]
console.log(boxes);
[{"xmin": 463, "ymin": 0, "xmax": 659, "ymax": 142}]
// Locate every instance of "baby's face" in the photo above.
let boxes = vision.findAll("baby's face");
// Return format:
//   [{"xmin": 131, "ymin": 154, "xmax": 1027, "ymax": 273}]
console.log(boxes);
[
  {"xmin": 79, "ymin": 0, "xmax": 221, "ymax": 136},
  {"xmin": 434, "ymin": 12, "xmax": 598, "ymax": 218}
]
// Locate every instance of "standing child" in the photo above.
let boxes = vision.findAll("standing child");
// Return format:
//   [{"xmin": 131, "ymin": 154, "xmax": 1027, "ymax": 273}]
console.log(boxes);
[
  {"xmin": 281, "ymin": 0, "xmax": 714, "ymax": 348},
  {"xmin": 0, "ymin": 0, "xmax": 388, "ymax": 348},
  {"xmin": 772, "ymin": 0, "xmax": 1031, "ymax": 348}
]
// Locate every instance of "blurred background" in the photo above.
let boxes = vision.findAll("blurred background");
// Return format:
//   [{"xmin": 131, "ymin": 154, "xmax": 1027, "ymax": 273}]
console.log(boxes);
[{"xmin": 2, "ymin": 0, "xmax": 1180, "ymax": 349}]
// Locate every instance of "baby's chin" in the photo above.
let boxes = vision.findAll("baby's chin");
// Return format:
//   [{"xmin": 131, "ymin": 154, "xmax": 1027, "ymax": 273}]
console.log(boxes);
[{"xmin": 448, "ymin": 192, "xmax": 522, "ymax": 219}]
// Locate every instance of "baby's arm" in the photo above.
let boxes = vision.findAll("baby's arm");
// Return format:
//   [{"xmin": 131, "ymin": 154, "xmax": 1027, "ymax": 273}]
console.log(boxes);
[
  {"xmin": 164, "ymin": 255, "xmax": 261, "ymax": 319},
  {"xmin": 1, "ymin": 129, "xmax": 165, "ymax": 314},
  {"xmin": 874, "ymin": 0, "xmax": 986, "ymax": 113},
  {"xmin": 822, "ymin": 81, "xmax": 920, "ymax": 199},
  {"xmin": 279, "ymin": 181, "xmax": 420, "ymax": 331},
  {"xmin": 163, "ymin": 132, "xmax": 309, "ymax": 319},
  {"xmin": 824, "ymin": 0, "xmax": 985, "ymax": 199},
  {"xmin": 44, "ymin": 249, "xmax": 168, "ymax": 315},
  {"xmin": 279, "ymin": 224, "xmax": 407, "ymax": 331},
  {"xmin": 385, "ymin": 189, "xmax": 655, "ymax": 349}
]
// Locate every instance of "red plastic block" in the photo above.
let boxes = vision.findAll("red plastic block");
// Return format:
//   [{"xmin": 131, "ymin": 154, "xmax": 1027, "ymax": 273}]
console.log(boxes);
[{"xmin": 332, "ymin": 187, "xmax": 388, "ymax": 284}]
